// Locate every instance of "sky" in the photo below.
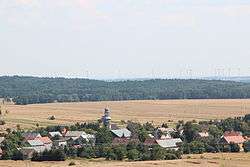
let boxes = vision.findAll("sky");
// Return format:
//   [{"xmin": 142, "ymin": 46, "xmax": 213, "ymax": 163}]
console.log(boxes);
[{"xmin": 0, "ymin": 0, "xmax": 250, "ymax": 79}]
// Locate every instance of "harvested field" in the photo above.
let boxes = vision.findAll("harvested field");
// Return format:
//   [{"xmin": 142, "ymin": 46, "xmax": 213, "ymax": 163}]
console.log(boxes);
[
  {"xmin": 0, "ymin": 153, "xmax": 249, "ymax": 167},
  {"xmin": 1, "ymin": 99, "xmax": 250, "ymax": 129}
]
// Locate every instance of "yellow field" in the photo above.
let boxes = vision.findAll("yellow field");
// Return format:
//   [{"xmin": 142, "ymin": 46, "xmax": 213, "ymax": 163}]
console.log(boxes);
[
  {"xmin": 0, "ymin": 153, "xmax": 249, "ymax": 167},
  {"xmin": 1, "ymin": 99, "xmax": 250, "ymax": 129}
]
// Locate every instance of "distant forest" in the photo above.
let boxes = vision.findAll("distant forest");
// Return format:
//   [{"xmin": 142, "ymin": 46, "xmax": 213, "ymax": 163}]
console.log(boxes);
[{"xmin": 1, "ymin": 76, "xmax": 250, "ymax": 105}]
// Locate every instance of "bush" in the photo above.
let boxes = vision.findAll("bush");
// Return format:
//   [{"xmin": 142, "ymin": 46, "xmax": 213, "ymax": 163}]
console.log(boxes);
[
  {"xmin": 31, "ymin": 149, "xmax": 66, "ymax": 161},
  {"xmin": 113, "ymin": 146, "xmax": 127, "ymax": 161},
  {"xmin": 222, "ymin": 145, "xmax": 231, "ymax": 152},
  {"xmin": 106, "ymin": 149, "xmax": 116, "ymax": 160},
  {"xmin": 0, "ymin": 120, "xmax": 6, "ymax": 125},
  {"xmin": 165, "ymin": 153, "xmax": 178, "ymax": 160},
  {"xmin": 49, "ymin": 115, "xmax": 56, "ymax": 120},
  {"xmin": 127, "ymin": 149, "xmax": 139, "ymax": 161}
]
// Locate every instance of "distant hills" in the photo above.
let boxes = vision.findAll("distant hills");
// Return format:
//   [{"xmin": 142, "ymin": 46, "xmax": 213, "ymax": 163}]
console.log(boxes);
[{"xmin": 1, "ymin": 76, "xmax": 250, "ymax": 105}]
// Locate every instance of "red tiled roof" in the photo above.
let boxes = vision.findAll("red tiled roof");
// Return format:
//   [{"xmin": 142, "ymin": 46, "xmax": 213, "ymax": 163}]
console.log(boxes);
[
  {"xmin": 224, "ymin": 131, "xmax": 241, "ymax": 137},
  {"xmin": 223, "ymin": 136, "xmax": 246, "ymax": 144},
  {"xmin": 36, "ymin": 137, "xmax": 52, "ymax": 144}
]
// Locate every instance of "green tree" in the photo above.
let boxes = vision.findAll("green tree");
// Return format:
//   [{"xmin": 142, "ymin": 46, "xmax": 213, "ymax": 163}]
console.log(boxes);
[
  {"xmin": 95, "ymin": 127, "xmax": 112, "ymax": 145},
  {"xmin": 230, "ymin": 142, "xmax": 240, "ymax": 152},
  {"xmin": 189, "ymin": 141, "xmax": 206, "ymax": 154},
  {"xmin": 150, "ymin": 145, "xmax": 166, "ymax": 160},
  {"xmin": 113, "ymin": 146, "xmax": 127, "ymax": 161},
  {"xmin": 243, "ymin": 141, "xmax": 250, "ymax": 152}
]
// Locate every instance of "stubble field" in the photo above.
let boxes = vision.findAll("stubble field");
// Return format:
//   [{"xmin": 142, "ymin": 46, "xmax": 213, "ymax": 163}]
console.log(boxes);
[{"xmin": 1, "ymin": 99, "xmax": 250, "ymax": 129}]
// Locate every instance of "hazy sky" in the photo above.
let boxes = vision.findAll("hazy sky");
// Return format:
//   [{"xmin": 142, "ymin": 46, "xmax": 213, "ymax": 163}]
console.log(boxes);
[{"xmin": 1, "ymin": 0, "xmax": 250, "ymax": 79}]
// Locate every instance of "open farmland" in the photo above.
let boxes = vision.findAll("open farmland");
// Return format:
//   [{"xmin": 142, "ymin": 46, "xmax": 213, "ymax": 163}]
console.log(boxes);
[
  {"xmin": 1, "ymin": 99, "xmax": 250, "ymax": 129},
  {"xmin": 0, "ymin": 153, "xmax": 249, "ymax": 167}
]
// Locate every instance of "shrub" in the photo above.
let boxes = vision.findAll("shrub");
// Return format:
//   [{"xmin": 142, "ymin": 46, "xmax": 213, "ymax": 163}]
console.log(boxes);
[
  {"xmin": 49, "ymin": 115, "xmax": 56, "ymax": 120},
  {"xmin": 0, "ymin": 120, "xmax": 6, "ymax": 125},
  {"xmin": 31, "ymin": 149, "xmax": 66, "ymax": 161},
  {"xmin": 165, "ymin": 153, "xmax": 178, "ymax": 160},
  {"xmin": 127, "ymin": 149, "xmax": 139, "ymax": 161},
  {"xmin": 113, "ymin": 146, "xmax": 127, "ymax": 161}
]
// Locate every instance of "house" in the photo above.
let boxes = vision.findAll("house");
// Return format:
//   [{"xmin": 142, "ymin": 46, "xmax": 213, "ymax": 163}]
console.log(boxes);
[
  {"xmin": 64, "ymin": 131, "xmax": 86, "ymax": 138},
  {"xmin": 49, "ymin": 132, "xmax": 62, "ymax": 138},
  {"xmin": 198, "ymin": 132, "xmax": 209, "ymax": 138},
  {"xmin": 0, "ymin": 148, "xmax": 3, "ymax": 158},
  {"xmin": 27, "ymin": 139, "xmax": 46, "ymax": 153},
  {"xmin": 220, "ymin": 131, "xmax": 246, "ymax": 151},
  {"xmin": 53, "ymin": 139, "xmax": 67, "ymax": 148},
  {"xmin": 19, "ymin": 147, "xmax": 36, "ymax": 159},
  {"xmin": 154, "ymin": 128, "xmax": 175, "ymax": 140},
  {"xmin": 156, "ymin": 138, "xmax": 182, "ymax": 150},
  {"xmin": 79, "ymin": 133, "xmax": 95, "ymax": 143},
  {"xmin": 22, "ymin": 132, "xmax": 41, "ymax": 140},
  {"xmin": 111, "ymin": 128, "xmax": 131, "ymax": 138},
  {"xmin": 110, "ymin": 124, "xmax": 119, "ymax": 130},
  {"xmin": 36, "ymin": 137, "xmax": 53, "ymax": 150},
  {"xmin": 0, "ymin": 137, "xmax": 5, "ymax": 144}
]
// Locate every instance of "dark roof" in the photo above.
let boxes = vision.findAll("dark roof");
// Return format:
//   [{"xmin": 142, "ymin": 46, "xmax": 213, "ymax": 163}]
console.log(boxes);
[
  {"xmin": 112, "ymin": 138, "xmax": 139, "ymax": 145},
  {"xmin": 144, "ymin": 138, "xmax": 157, "ymax": 146},
  {"xmin": 111, "ymin": 124, "xmax": 119, "ymax": 130},
  {"xmin": 22, "ymin": 132, "xmax": 41, "ymax": 140}
]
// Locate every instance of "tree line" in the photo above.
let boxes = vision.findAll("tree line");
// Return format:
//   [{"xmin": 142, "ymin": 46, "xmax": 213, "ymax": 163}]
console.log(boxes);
[{"xmin": 1, "ymin": 76, "xmax": 250, "ymax": 105}]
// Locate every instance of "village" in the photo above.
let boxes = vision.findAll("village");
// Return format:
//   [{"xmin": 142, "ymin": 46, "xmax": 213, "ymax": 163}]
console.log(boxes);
[{"xmin": 0, "ymin": 107, "xmax": 249, "ymax": 162}]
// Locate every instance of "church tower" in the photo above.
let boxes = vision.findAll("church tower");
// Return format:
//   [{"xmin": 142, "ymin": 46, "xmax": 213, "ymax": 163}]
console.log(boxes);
[{"xmin": 102, "ymin": 108, "xmax": 111, "ymax": 129}]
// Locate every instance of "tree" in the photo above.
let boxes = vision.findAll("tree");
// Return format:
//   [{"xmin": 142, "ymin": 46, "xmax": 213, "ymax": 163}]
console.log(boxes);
[
  {"xmin": 12, "ymin": 150, "xmax": 24, "ymax": 160},
  {"xmin": 113, "ymin": 146, "xmax": 127, "ymax": 161},
  {"xmin": 189, "ymin": 141, "xmax": 206, "ymax": 154},
  {"xmin": 150, "ymin": 145, "xmax": 166, "ymax": 160},
  {"xmin": 138, "ymin": 129, "xmax": 148, "ymax": 143},
  {"xmin": 243, "ymin": 114, "xmax": 250, "ymax": 122},
  {"xmin": 243, "ymin": 141, "xmax": 250, "ymax": 152},
  {"xmin": 78, "ymin": 146, "xmax": 95, "ymax": 159},
  {"xmin": 95, "ymin": 127, "xmax": 112, "ymax": 145},
  {"xmin": 230, "ymin": 142, "xmax": 240, "ymax": 152},
  {"xmin": 183, "ymin": 122, "xmax": 201, "ymax": 143}
]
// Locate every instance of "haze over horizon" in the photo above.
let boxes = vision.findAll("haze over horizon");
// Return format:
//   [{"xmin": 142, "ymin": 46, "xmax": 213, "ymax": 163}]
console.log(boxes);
[{"xmin": 1, "ymin": 0, "xmax": 250, "ymax": 79}]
